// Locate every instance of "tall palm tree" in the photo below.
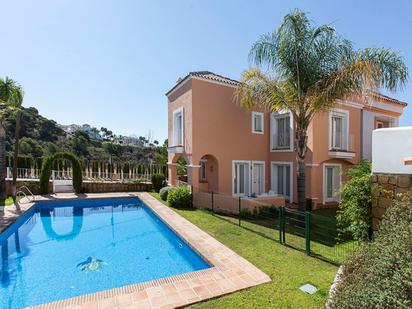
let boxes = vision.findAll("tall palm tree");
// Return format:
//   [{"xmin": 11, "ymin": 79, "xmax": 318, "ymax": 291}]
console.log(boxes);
[
  {"xmin": 236, "ymin": 9, "xmax": 408, "ymax": 210},
  {"xmin": 0, "ymin": 77, "xmax": 24, "ymax": 208}
]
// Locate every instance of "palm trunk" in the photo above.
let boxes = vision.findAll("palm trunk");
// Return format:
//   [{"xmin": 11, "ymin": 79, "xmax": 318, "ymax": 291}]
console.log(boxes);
[
  {"xmin": 296, "ymin": 128, "xmax": 307, "ymax": 211},
  {"xmin": 0, "ymin": 120, "xmax": 6, "ymax": 207},
  {"xmin": 12, "ymin": 111, "xmax": 22, "ymax": 211}
]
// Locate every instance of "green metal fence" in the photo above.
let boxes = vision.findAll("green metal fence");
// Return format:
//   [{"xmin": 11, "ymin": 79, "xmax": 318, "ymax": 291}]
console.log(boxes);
[{"xmin": 197, "ymin": 191, "xmax": 358, "ymax": 265}]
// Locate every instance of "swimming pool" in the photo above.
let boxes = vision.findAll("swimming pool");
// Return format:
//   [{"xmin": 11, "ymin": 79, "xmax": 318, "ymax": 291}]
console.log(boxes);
[{"xmin": 0, "ymin": 197, "xmax": 210, "ymax": 308}]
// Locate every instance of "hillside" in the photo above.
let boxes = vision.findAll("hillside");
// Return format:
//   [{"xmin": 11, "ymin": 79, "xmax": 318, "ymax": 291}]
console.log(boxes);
[{"xmin": 4, "ymin": 107, "xmax": 167, "ymax": 167}]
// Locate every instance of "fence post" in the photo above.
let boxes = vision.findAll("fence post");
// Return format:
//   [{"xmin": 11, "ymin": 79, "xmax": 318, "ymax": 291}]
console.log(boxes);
[
  {"xmin": 238, "ymin": 196, "xmax": 241, "ymax": 226},
  {"xmin": 211, "ymin": 191, "xmax": 214, "ymax": 214},
  {"xmin": 305, "ymin": 211, "xmax": 311, "ymax": 256},
  {"xmin": 277, "ymin": 206, "xmax": 282, "ymax": 243},
  {"xmin": 281, "ymin": 207, "xmax": 286, "ymax": 244}
]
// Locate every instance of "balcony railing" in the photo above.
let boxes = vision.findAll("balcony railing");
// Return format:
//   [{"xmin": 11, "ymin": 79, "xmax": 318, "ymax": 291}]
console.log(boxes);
[
  {"xmin": 271, "ymin": 133, "xmax": 291, "ymax": 150},
  {"xmin": 167, "ymin": 145, "xmax": 184, "ymax": 154},
  {"xmin": 328, "ymin": 134, "xmax": 356, "ymax": 159}
]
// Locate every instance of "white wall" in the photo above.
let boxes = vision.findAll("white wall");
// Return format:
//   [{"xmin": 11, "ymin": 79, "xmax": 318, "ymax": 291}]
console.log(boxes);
[
  {"xmin": 372, "ymin": 127, "xmax": 412, "ymax": 174},
  {"xmin": 362, "ymin": 110, "xmax": 398, "ymax": 160}
]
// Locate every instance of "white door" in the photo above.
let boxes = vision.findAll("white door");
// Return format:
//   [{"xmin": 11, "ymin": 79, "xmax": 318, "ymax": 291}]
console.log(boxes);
[
  {"xmin": 252, "ymin": 162, "xmax": 265, "ymax": 195},
  {"xmin": 233, "ymin": 162, "xmax": 250, "ymax": 196},
  {"xmin": 271, "ymin": 163, "xmax": 291, "ymax": 200},
  {"xmin": 325, "ymin": 165, "xmax": 341, "ymax": 202}
]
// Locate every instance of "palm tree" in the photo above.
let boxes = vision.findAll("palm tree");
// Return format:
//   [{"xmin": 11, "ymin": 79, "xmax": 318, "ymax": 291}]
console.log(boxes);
[
  {"xmin": 236, "ymin": 9, "xmax": 408, "ymax": 210},
  {"xmin": 0, "ymin": 77, "xmax": 24, "ymax": 208}
]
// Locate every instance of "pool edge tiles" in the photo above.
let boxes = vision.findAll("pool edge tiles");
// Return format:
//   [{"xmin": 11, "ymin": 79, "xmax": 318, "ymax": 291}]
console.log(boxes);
[{"xmin": 25, "ymin": 192, "xmax": 271, "ymax": 309}]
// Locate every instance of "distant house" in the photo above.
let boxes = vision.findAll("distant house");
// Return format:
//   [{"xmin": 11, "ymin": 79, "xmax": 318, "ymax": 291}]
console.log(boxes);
[
  {"xmin": 166, "ymin": 71, "xmax": 407, "ymax": 208},
  {"xmin": 60, "ymin": 124, "xmax": 103, "ymax": 141}
]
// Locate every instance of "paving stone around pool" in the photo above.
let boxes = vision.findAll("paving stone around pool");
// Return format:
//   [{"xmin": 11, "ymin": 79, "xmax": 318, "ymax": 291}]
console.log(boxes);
[{"xmin": 22, "ymin": 192, "xmax": 271, "ymax": 309}]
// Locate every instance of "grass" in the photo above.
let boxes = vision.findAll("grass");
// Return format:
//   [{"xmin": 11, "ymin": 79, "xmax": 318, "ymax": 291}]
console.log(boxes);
[{"xmin": 150, "ymin": 192, "xmax": 338, "ymax": 308}]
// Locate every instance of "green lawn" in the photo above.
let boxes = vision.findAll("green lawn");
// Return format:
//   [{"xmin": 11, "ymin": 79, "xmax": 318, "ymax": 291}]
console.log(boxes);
[{"xmin": 150, "ymin": 193, "xmax": 337, "ymax": 308}]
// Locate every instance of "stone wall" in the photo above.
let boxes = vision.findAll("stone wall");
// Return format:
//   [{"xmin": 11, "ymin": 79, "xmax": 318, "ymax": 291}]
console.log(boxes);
[
  {"xmin": 5, "ymin": 180, "xmax": 151, "ymax": 195},
  {"xmin": 371, "ymin": 173, "xmax": 412, "ymax": 229}
]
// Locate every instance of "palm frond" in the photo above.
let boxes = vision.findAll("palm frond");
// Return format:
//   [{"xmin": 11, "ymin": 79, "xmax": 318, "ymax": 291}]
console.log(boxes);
[
  {"xmin": 0, "ymin": 77, "xmax": 24, "ymax": 109},
  {"xmin": 235, "ymin": 68, "xmax": 298, "ymax": 116},
  {"xmin": 358, "ymin": 48, "xmax": 408, "ymax": 91}
]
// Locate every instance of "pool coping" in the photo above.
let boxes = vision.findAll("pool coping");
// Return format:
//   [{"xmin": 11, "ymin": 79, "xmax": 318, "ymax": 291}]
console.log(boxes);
[{"xmin": 18, "ymin": 192, "xmax": 271, "ymax": 309}]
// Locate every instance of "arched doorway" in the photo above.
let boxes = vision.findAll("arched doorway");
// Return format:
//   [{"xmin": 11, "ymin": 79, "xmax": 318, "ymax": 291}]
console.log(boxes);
[
  {"xmin": 39, "ymin": 152, "xmax": 83, "ymax": 194},
  {"xmin": 168, "ymin": 153, "xmax": 189, "ymax": 186},
  {"xmin": 198, "ymin": 154, "xmax": 219, "ymax": 192}
]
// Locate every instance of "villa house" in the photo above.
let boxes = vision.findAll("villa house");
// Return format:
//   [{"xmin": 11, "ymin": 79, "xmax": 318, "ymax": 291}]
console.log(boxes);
[{"xmin": 166, "ymin": 71, "xmax": 407, "ymax": 208}]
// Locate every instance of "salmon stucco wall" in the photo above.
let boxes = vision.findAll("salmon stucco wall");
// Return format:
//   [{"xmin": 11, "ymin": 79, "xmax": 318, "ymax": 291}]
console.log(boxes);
[{"xmin": 191, "ymin": 79, "xmax": 270, "ymax": 195}]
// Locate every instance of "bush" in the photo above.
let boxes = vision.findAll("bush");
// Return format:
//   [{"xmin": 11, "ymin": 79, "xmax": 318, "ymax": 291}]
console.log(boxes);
[
  {"xmin": 151, "ymin": 174, "xmax": 166, "ymax": 192},
  {"xmin": 167, "ymin": 186, "xmax": 192, "ymax": 208},
  {"xmin": 159, "ymin": 186, "xmax": 169, "ymax": 201},
  {"xmin": 337, "ymin": 160, "xmax": 372, "ymax": 241},
  {"xmin": 333, "ymin": 193, "xmax": 412, "ymax": 308},
  {"xmin": 159, "ymin": 186, "xmax": 173, "ymax": 201}
]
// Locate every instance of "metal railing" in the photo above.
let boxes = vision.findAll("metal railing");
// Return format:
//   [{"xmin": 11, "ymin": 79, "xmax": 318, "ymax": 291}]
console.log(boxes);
[{"xmin": 16, "ymin": 185, "xmax": 35, "ymax": 204}]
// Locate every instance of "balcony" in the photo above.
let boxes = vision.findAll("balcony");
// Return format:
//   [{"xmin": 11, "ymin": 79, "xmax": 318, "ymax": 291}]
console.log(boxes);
[
  {"xmin": 167, "ymin": 145, "xmax": 184, "ymax": 154},
  {"xmin": 328, "ymin": 134, "xmax": 356, "ymax": 159}
]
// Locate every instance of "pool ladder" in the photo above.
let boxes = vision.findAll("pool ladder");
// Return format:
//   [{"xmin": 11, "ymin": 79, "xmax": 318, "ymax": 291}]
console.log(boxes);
[{"xmin": 16, "ymin": 185, "xmax": 35, "ymax": 204}]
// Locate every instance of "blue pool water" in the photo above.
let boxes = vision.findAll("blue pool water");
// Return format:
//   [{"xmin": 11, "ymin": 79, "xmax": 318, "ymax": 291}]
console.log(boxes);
[{"xmin": 0, "ymin": 198, "xmax": 209, "ymax": 308}]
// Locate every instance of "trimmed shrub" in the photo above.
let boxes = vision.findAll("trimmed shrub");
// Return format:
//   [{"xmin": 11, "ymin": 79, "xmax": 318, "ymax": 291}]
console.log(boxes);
[
  {"xmin": 167, "ymin": 186, "xmax": 192, "ymax": 208},
  {"xmin": 333, "ymin": 193, "xmax": 412, "ymax": 308},
  {"xmin": 159, "ymin": 186, "xmax": 173, "ymax": 201},
  {"xmin": 39, "ymin": 152, "xmax": 83, "ymax": 194},
  {"xmin": 151, "ymin": 174, "xmax": 166, "ymax": 192},
  {"xmin": 337, "ymin": 160, "xmax": 372, "ymax": 241}
]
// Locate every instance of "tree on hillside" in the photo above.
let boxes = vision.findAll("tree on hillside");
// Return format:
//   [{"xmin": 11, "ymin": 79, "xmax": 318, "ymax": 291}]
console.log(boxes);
[{"xmin": 236, "ymin": 9, "xmax": 408, "ymax": 210}]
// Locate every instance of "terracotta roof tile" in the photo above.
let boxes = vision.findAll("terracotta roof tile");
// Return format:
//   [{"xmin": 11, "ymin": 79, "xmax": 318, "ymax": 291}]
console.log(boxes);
[{"xmin": 166, "ymin": 71, "xmax": 239, "ymax": 96}]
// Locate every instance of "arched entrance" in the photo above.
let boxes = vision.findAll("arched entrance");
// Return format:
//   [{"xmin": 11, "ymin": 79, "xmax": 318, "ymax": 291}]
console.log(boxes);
[
  {"xmin": 198, "ymin": 154, "xmax": 219, "ymax": 192},
  {"xmin": 168, "ymin": 153, "xmax": 190, "ymax": 186},
  {"xmin": 39, "ymin": 152, "xmax": 83, "ymax": 194}
]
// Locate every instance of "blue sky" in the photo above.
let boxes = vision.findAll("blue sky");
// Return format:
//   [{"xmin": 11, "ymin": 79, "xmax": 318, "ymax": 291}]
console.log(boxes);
[{"xmin": 1, "ymin": 0, "xmax": 411, "ymax": 142}]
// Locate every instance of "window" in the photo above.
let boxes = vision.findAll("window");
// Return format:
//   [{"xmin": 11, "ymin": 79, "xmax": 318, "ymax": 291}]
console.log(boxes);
[
  {"xmin": 330, "ymin": 109, "xmax": 348, "ymax": 150},
  {"xmin": 271, "ymin": 112, "xmax": 292, "ymax": 151},
  {"xmin": 375, "ymin": 120, "xmax": 389, "ymax": 129},
  {"xmin": 252, "ymin": 112, "xmax": 264, "ymax": 134},
  {"xmin": 173, "ymin": 108, "xmax": 184, "ymax": 146},
  {"xmin": 271, "ymin": 162, "xmax": 292, "ymax": 201},
  {"xmin": 324, "ymin": 164, "xmax": 341, "ymax": 202},
  {"xmin": 233, "ymin": 161, "xmax": 250, "ymax": 196},
  {"xmin": 200, "ymin": 161, "xmax": 207, "ymax": 181}
]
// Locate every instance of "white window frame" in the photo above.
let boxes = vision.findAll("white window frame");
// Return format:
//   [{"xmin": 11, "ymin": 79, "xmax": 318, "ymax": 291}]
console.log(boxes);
[
  {"xmin": 172, "ymin": 107, "xmax": 184, "ymax": 146},
  {"xmin": 323, "ymin": 163, "xmax": 342, "ymax": 203},
  {"xmin": 329, "ymin": 109, "xmax": 349, "ymax": 151},
  {"xmin": 251, "ymin": 112, "xmax": 264, "ymax": 134},
  {"xmin": 232, "ymin": 160, "xmax": 251, "ymax": 196},
  {"xmin": 199, "ymin": 160, "xmax": 207, "ymax": 181},
  {"xmin": 270, "ymin": 111, "xmax": 294, "ymax": 152},
  {"xmin": 251, "ymin": 161, "xmax": 265, "ymax": 195},
  {"xmin": 270, "ymin": 161, "xmax": 293, "ymax": 202}
]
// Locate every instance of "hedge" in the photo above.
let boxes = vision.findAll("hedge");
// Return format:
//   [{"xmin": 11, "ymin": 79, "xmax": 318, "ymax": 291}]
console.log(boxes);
[
  {"xmin": 151, "ymin": 174, "xmax": 166, "ymax": 192},
  {"xmin": 333, "ymin": 193, "xmax": 412, "ymax": 308},
  {"xmin": 39, "ymin": 152, "xmax": 83, "ymax": 194}
]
